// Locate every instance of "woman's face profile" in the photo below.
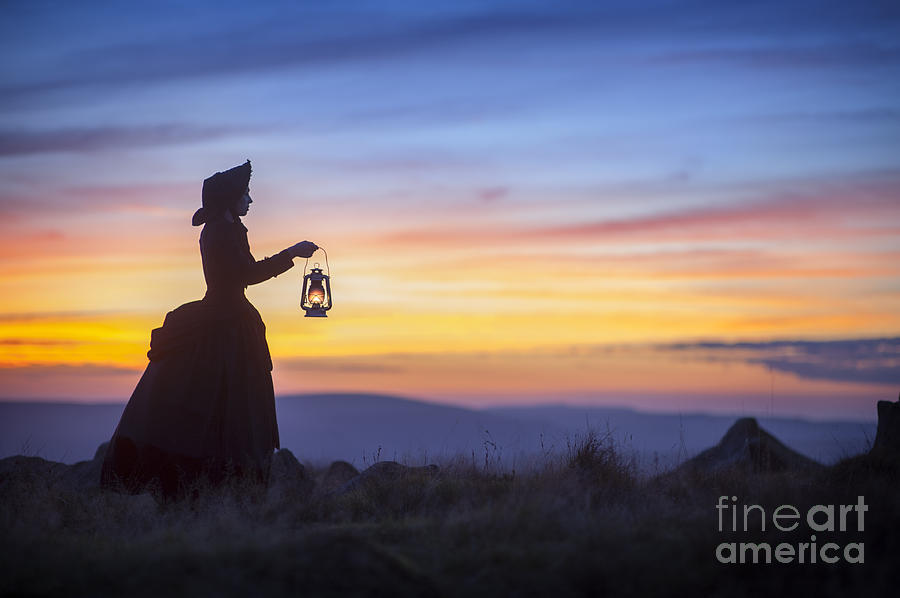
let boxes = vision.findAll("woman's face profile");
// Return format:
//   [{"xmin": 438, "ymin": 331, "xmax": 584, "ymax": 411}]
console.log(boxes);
[{"xmin": 234, "ymin": 188, "xmax": 253, "ymax": 216}]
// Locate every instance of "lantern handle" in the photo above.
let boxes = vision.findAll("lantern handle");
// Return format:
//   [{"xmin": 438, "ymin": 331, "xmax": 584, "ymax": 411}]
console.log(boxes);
[{"xmin": 303, "ymin": 246, "xmax": 330, "ymax": 277}]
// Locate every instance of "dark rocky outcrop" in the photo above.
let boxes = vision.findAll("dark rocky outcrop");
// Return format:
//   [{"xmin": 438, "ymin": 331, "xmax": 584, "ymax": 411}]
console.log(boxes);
[
  {"xmin": 871, "ymin": 394, "xmax": 900, "ymax": 456},
  {"xmin": 0, "ymin": 442, "xmax": 109, "ymax": 493},
  {"xmin": 679, "ymin": 417, "xmax": 822, "ymax": 474},
  {"xmin": 335, "ymin": 461, "xmax": 440, "ymax": 496},
  {"xmin": 62, "ymin": 441, "xmax": 108, "ymax": 490},
  {"xmin": 0, "ymin": 455, "xmax": 68, "ymax": 483},
  {"xmin": 267, "ymin": 448, "xmax": 314, "ymax": 502},
  {"xmin": 2, "ymin": 444, "xmax": 315, "ymax": 500},
  {"xmin": 321, "ymin": 460, "xmax": 360, "ymax": 493}
]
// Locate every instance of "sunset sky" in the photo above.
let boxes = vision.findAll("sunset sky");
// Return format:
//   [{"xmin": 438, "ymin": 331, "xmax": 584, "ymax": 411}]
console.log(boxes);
[{"xmin": 1, "ymin": 1, "xmax": 898, "ymax": 420}]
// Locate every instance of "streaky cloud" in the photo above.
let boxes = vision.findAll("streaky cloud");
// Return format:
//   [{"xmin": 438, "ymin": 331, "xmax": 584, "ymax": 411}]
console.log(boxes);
[
  {"xmin": 0, "ymin": 12, "xmax": 585, "ymax": 106},
  {"xmin": 3, "ymin": 1, "xmax": 897, "ymax": 107},
  {"xmin": 661, "ymin": 338, "xmax": 900, "ymax": 386},
  {"xmin": 0, "ymin": 363, "xmax": 140, "ymax": 375},
  {"xmin": 376, "ymin": 172, "xmax": 900, "ymax": 246},
  {"xmin": 0, "ymin": 124, "xmax": 258, "ymax": 157},
  {"xmin": 651, "ymin": 42, "xmax": 900, "ymax": 70},
  {"xmin": 0, "ymin": 310, "xmax": 139, "ymax": 323},
  {"xmin": 277, "ymin": 357, "xmax": 406, "ymax": 375},
  {"xmin": 0, "ymin": 338, "xmax": 81, "ymax": 346},
  {"xmin": 730, "ymin": 108, "xmax": 900, "ymax": 126}
]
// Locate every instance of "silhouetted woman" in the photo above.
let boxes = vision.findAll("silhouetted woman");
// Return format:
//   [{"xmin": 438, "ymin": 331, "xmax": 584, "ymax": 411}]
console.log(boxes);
[{"xmin": 101, "ymin": 160, "xmax": 317, "ymax": 498}]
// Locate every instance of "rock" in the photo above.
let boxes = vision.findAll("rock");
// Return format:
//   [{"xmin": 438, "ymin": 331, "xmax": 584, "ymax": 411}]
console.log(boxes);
[
  {"xmin": 321, "ymin": 460, "xmax": 360, "ymax": 493},
  {"xmin": 0, "ymin": 443, "xmax": 109, "ymax": 493},
  {"xmin": 60, "ymin": 460, "xmax": 100, "ymax": 490},
  {"xmin": 335, "ymin": 461, "xmax": 440, "ymax": 496},
  {"xmin": 267, "ymin": 448, "xmax": 314, "ymax": 502},
  {"xmin": 93, "ymin": 442, "xmax": 110, "ymax": 462},
  {"xmin": 2, "ymin": 444, "xmax": 320, "ymax": 503},
  {"xmin": 61, "ymin": 442, "xmax": 109, "ymax": 491},
  {"xmin": 871, "ymin": 394, "xmax": 900, "ymax": 456},
  {"xmin": 270, "ymin": 448, "xmax": 305, "ymax": 478},
  {"xmin": 679, "ymin": 417, "xmax": 822, "ymax": 474},
  {"xmin": 0, "ymin": 455, "xmax": 67, "ymax": 482}
]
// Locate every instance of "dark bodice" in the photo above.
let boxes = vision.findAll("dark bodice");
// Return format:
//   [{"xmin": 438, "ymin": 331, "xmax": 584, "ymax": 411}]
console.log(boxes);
[
  {"xmin": 200, "ymin": 219, "xmax": 294, "ymax": 304},
  {"xmin": 145, "ymin": 219, "xmax": 293, "ymax": 363}
]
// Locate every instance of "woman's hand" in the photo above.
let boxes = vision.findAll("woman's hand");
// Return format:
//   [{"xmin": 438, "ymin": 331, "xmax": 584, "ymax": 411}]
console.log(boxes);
[{"xmin": 288, "ymin": 241, "xmax": 318, "ymax": 259}]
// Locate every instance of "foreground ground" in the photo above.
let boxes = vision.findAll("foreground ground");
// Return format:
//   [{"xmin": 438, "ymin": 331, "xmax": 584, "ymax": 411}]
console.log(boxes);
[{"xmin": 1, "ymin": 430, "xmax": 897, "ymax": 597}]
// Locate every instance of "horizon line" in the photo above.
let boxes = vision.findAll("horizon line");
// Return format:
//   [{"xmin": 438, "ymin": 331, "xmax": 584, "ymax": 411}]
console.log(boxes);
[{"xmin": 0, "ymin": 391, "xmax": 881, "ymax": 424}]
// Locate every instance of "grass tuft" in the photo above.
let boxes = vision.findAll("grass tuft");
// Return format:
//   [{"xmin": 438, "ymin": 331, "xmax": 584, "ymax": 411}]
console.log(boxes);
[{"xmin": 1, "ymin": 426, "xmax": 897, "ymax": 597}]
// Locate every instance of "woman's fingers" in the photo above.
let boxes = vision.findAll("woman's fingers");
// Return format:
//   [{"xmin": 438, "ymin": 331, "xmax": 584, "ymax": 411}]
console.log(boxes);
[{"xmin": 291, "ymin": 240, "xmax": 318, "ymax": 258}]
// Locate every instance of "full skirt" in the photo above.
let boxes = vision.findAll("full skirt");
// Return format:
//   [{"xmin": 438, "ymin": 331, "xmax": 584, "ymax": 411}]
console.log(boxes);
[{"xmin": 100, "ymin": 298, "xmax": 280, "ymax": 497}]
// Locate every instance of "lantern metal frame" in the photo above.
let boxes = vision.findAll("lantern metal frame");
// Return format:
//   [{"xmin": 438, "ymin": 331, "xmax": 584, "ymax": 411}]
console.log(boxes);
[{"xmin": 301, "ymin": 251, "xmax": 332, "ymax": 317}]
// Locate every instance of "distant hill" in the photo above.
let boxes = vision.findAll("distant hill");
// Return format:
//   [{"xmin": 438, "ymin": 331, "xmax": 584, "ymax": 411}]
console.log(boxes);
[
  {"xmin": 486, "ymin": 404, "xmax": 875, "ymax": 468},
  {"xmin": 0, "ymin": 394, "xmax": 875, "ymax": 470},
  {"xmin": 676, "ymin": 417, "xmax": 824, "ymax": 473}
]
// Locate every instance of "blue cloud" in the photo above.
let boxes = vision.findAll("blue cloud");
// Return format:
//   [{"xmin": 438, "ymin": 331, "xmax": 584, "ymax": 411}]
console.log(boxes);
[
  {"xmin": 0, "ymin": 124, "xmax": 257, "ymax": 156},
  {"xmin": 3, "ymin": 1, "xmax": 898, "ymax": 109},
  {"xmin": 663, "ymin": 338, "xmax": 900, "ymax": 386}
]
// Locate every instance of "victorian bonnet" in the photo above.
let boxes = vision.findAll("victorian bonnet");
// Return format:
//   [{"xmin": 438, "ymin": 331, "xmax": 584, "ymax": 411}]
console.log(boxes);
[{"xmin": 192, "ymin": 160, "xmax": 252, "ymax": 226}]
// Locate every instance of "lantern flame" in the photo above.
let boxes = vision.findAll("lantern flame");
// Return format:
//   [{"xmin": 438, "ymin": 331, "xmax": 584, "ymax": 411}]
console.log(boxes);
[{"xmin": 307, "ymin": 280, "xmax": 326, "ymax": 305}]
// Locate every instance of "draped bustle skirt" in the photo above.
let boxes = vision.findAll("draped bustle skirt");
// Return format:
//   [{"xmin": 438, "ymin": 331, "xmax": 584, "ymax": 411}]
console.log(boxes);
[{"xmin": 100, "ymin": 298, "xmax": 280, "ymax": 498}]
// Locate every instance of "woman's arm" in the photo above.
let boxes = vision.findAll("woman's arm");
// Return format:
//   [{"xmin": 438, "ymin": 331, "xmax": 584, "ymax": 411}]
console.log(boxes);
[
  {"xmin": 202, "ymin": 225, "xmax": 314, "ymax": 288},
  {"xmin": 243, "ymin": 248, "xmax": 294, "ymax": 286},
  {"xmin": 239, "ymin": 241, "xmax": 317, "ymax": 285}
]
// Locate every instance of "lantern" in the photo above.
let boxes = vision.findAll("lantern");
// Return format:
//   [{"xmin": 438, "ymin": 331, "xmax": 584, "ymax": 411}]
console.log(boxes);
[{"xmin": 301, "ymin": 261, "xmax": 332, "ymax": 317}]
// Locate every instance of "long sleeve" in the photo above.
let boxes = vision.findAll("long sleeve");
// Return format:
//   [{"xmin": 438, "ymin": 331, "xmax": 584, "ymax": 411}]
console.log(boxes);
[
  {"xmin": 243, "ymin": 248, "xmax": 294, "ymax": 286},
  {"xmin": 200, "ymin": 221, "xmax": 294, "ymax": 294}
]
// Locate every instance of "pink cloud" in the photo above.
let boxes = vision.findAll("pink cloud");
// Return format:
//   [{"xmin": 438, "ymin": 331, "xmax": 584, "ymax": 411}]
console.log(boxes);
[{"xmin": 375, "ymin": 177, "xmax": 900, "ymax": 247}]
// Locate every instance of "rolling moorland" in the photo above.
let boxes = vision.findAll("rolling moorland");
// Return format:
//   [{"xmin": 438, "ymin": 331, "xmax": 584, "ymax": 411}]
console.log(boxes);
[
  {"xmin": 0, "ymin": 395, "xmax": 897, "ymax": 597},
  {"xmin": 0, "ymin": 394, "xmax": 876, "ymax": 469}
]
